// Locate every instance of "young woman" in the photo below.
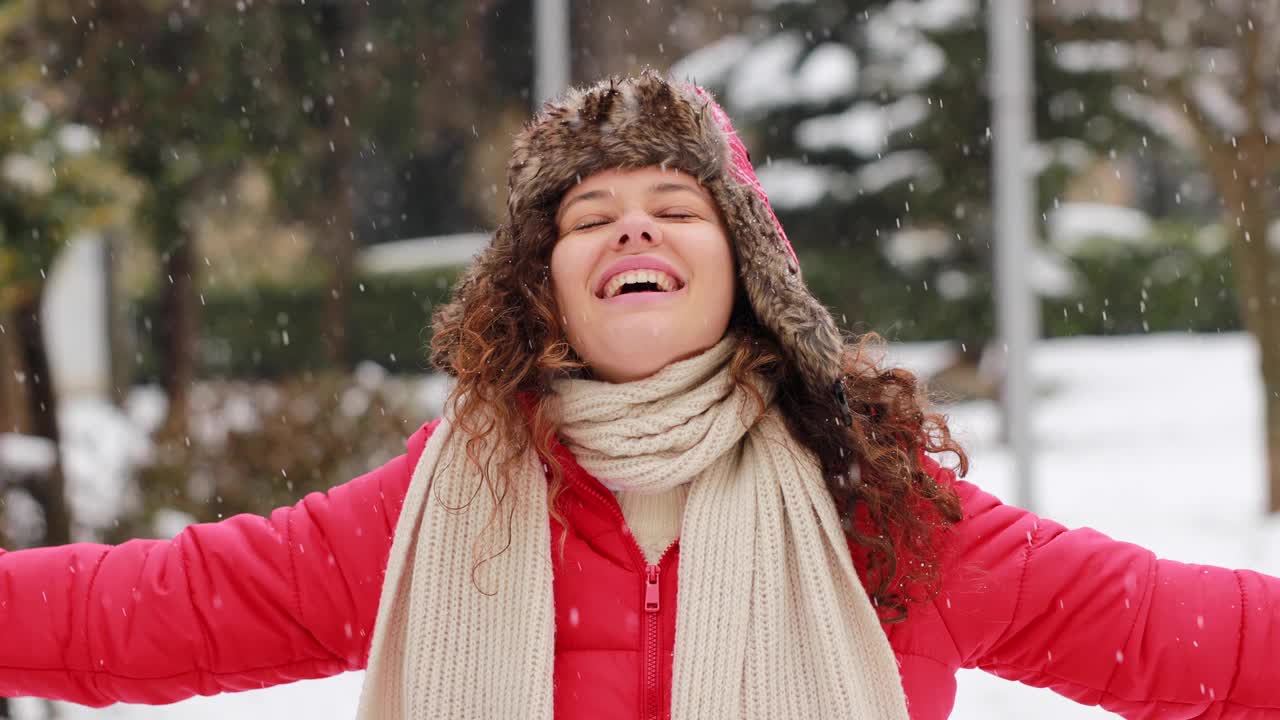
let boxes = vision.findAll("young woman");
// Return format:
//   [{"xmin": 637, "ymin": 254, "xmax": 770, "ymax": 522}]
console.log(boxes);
[{"xmin": 2, "ymin": 73, "xmax": 1278, "ymax": 720}]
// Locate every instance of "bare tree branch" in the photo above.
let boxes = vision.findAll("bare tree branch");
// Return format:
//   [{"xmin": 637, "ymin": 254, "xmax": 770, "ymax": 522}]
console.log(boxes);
[
  {"xmin": 1241, "ymin": 2, "xmax": 1264, "ymax": 132},
  {"xmin": 1170, "ymin": 79, "xmax": 1240, "ymax": 202},
  {"xmin": 1034, "ymin": 5, "xmax": 1162, "ymax": 46}
]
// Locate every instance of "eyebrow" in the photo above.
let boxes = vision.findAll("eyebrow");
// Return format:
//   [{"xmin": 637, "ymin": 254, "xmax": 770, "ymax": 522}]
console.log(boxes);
[
  {"xmin": 557, "ymin": 189, "xmax": 611, "ymax": 221},
  {"xmin": 649, "ymin": 181, "xmax": 703, "ymax": 199},
  {"xmin": 557, "ymin": 181, "xmax": 705, "ymax": 222}
]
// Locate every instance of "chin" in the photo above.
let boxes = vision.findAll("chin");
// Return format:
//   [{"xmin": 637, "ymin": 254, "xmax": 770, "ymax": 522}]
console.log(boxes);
[
  {"xmin": 585, "ymin": 329, "xmax": 718, "ymax": 383},
  {"xmin": 596, "ymin": 346, "xmax": 682, "ymax": 382}
]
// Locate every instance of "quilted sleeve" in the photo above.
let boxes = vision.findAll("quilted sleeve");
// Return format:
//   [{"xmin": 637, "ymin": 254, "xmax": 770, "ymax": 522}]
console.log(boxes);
[
  {"xmin": 933, "ymin": 465, "xmax": 1280, "ymax": 719},
  {"xmin": 0, "ymin": 419, "xmax": 436, "ymax": 707}
]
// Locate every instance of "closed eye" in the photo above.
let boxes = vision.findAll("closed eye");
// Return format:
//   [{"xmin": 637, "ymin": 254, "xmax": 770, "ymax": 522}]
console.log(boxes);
[
  {"xmin": 572, "ymin": 218, "xmax": 611, "ymax": 231},
  {"xmin": 657, "ymin": 211, "xmax": 697, "ymax": 220}
]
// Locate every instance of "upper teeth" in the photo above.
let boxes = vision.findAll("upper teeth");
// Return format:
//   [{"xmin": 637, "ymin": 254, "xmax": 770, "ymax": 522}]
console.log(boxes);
[{"xmin": 603, "ymin": 269, "xmax": 679, "ymax": 298}]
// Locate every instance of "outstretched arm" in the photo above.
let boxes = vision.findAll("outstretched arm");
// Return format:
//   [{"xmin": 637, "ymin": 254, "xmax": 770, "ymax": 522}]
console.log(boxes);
[
  {"xmin": 0, "ymin": 419, "xmax": 435, "ymax": 707},
  {"xmin": 935, "ymin": 464, "xmax": 1280, "ymax": 719}
]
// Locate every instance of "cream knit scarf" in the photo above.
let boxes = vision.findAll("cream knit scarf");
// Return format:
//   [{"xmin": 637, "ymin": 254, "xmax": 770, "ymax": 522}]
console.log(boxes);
[{"xmin": 356, "ymin": 338, "xmax": 909, "ymax": 719}]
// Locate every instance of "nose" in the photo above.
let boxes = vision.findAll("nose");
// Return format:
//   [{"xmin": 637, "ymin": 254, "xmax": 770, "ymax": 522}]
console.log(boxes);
[{"xmin": 613, "ymin": 211, "xmax": 662, "ymax": 248}]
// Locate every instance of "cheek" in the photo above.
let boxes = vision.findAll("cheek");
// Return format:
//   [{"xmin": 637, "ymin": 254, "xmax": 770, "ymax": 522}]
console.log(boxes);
[
  {"xmin": 704, "ymin": 238, "xmax": 737, "ymax": 307},
  {"xmin": 549, "ymin": 245, "xmax": 572, "ymax": 298},
  {"xmin": 552, "ymin": 236, "xmax": 596, "ymax": 280},
  {"xmin": 549, "ymin": 243, "xmax": 587, "ymax": 326}
]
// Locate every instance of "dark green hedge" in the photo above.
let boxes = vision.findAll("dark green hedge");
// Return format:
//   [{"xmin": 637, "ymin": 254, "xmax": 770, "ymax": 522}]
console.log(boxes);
[
  {"xmin": 801, "ymin": 223, "xmax": 1240, "ymax": 342},
  {"xmin": 131, "ymin": 268, "xmax": 460, "ymax": 379},
  {"xmin": 1041, "ymin": 243, "xmax": 1237, "ymax": 337}
]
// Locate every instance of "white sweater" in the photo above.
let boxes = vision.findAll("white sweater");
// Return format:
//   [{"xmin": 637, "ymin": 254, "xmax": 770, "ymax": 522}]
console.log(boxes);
[{"xmin": 614, "ymin": 485, "xmax": 689, "ymax": 564}]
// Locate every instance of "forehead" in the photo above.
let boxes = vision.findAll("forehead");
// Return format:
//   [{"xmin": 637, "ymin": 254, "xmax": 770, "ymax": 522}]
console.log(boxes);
[{"xmin": 559, "ymin": 166, "xmax": 708, "ymax": 206}]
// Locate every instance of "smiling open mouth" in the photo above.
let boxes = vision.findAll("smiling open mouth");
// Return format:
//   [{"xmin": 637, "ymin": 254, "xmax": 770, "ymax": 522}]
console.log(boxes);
[{"xmin": 600, "ymin": 269, "xmax": 685, "ymax": 299}]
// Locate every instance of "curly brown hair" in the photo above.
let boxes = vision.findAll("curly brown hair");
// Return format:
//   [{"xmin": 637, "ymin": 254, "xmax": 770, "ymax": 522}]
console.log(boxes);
[{"xmin": 431, "ymin": 207, "xmax": 967, "ymax": 622}]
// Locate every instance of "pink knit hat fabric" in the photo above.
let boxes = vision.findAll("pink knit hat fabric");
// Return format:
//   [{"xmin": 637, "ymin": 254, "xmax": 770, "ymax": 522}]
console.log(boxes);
[{"xmin": 692, "ymin": 86, "xmax": 801, "ymax": 270}]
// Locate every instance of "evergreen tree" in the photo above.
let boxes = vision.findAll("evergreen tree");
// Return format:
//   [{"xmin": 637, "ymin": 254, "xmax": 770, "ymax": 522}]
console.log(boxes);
[
  {"xmin": 675, "ymin": 0, "xmax": 1143, "ymax": 349},
  {"xmin": 0, "ymin": 0, "xmax": 127, "ymax": 545},
  {"xmin": 34, "ymin": 0, "xmax": 525, "ymax": 397},
  {"xmin": 33, "ymin": 1, "xmax": 277, "ymax": 437},
  {"xmin": 251, "ymin": 0, "xmax": 511, "ymax": 366}
]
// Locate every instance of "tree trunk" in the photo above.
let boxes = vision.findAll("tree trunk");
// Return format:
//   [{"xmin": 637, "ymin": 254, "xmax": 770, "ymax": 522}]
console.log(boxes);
[
  {"xmin": 1264, "ymin": 387, "xmax": 1280, "ymax": 514},
  {"xmin": 316, "ymin": 2, "xmax": 358, "ymax": 370},
  {"xmin": 1200, "ymin": 6, "xmax": 1280, "ymax": 513},
  {"xmin": 570, "ymin": 0, "xmax": 756, "ymax": 83},
  {"xmin": 320, "ymin": 181, "xmax": 356, "ymax": 369},
  {"xmin": 0, "ymin": 312, "xmax": 22, "ymax": 720},
  {"xmin": 1220, "ymin": 150, "xmax": 1280, "ymax": 512},
  {"xmin": 0, "ymin": 317, "xmax": 8, "ymax": 546},
  {"xmin": 104, "ymin": 227, "xmax": 133, "ymax": 406},
  {"xmin": 0, "ymin": 318, "xmax": 8, "ymax": 542},
  {"xmin": 13, "ymin": 289, "xmax": 73, "ymax": 547},
  {"xmin": 157, "ymin": 236, "xmax": 199, "ymax": 440},
  {"xmin": 0, "ymin": 309, "xmax": 20, "ymax": 434}
]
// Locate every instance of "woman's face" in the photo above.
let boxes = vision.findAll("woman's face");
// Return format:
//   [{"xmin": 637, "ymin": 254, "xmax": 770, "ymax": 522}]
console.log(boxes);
[{"xmin": 550, "ymin": 166, "xmax": 736, "ymax": 383}]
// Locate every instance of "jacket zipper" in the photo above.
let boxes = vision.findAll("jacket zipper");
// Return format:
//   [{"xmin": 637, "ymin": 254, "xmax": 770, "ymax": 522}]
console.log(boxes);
[
  {"xmin": 565, "ymin": 467, "xmax": 677, "ymax": 720},
  {"xmin": 644, "ymin": 563, "xmax": 662, "ymax": 720},
  {"xmin": 642, "ymin": 540, "xmax": 679, "ymax": 720}
]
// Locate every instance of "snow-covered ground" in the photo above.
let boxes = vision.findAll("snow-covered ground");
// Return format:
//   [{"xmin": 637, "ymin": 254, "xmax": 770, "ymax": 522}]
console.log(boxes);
[{"xmin": 12, "ymin": 332, "xmax": 1280, "ymax": 719}]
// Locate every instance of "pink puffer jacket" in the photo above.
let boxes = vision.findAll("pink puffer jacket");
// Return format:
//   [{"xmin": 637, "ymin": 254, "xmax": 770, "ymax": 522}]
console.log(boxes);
[{"xmin": 1, "ymin": 419, "xmax": 1278, "ymax": 718}]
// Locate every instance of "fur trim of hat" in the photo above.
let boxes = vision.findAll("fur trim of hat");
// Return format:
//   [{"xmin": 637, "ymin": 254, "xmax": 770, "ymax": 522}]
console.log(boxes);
[{"xmin": 437, "ymin": 71, "xmax": 847, "ymax": 418}]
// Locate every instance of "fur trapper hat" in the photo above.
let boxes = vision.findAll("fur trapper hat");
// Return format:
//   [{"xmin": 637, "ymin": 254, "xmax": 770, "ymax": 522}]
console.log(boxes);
[{"xmin": 438, "ymin": 71, "xmax": 851, "ymax": 423}]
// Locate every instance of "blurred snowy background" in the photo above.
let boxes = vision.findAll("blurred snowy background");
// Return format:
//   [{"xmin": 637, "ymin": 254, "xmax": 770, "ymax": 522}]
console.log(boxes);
[{"xmin": 3, "ymin": 0, "xmax": 1279, "ymax": 718}]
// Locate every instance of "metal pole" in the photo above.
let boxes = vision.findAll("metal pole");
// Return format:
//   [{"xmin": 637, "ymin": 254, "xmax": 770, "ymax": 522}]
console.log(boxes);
[
  {"xmin": 103, "ymin": 227, "xmax": 131, "ymax": 406},
  {"xmin": 989, "ymin": 0, "xmax": 1038, "ymax": 510},
  {"xmin": 534, "ymin": 0, "xmax": 570, "ymax": 107}
]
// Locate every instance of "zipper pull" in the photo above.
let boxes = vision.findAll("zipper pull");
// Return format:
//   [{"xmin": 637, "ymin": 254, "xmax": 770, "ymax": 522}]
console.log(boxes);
[{"xmin": 644, "ymin": 564, "xmax": 661, "ymax": 613}]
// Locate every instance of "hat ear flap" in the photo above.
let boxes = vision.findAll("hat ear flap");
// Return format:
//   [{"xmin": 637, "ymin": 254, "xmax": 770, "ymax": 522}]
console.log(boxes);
[
  {"xmin": 715, "ymin": 180, "xmax": 846, "ymax": 409},
  {"xmin": 688, "ymin": 85, "xmax": 845, "ymax": 408}
]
